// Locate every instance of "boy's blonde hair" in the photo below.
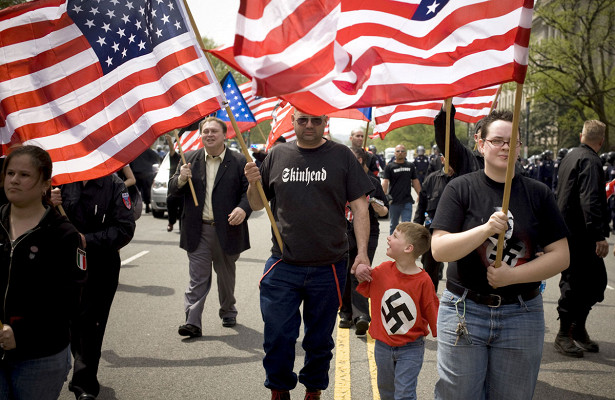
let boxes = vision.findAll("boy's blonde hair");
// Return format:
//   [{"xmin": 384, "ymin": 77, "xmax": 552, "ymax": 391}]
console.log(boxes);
[{"xmin": 395, "ymin": 222, "xmax": 431, "ymax": 258}]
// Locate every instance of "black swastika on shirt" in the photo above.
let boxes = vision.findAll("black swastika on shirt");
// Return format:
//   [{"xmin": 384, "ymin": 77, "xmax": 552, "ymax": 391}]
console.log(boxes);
[{"xmin": 382, "ymin": 291, "xmax": 414, "ymax": 334}]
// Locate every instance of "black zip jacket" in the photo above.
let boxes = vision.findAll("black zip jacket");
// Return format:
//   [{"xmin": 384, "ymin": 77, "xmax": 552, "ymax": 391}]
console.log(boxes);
[
  {"xmin": 0, "ymin": 205, "xmax": 85, "ymax": 362},
  {"xmin": 556, "ymin": 144, "xmax": 610, "ymax": 242}
]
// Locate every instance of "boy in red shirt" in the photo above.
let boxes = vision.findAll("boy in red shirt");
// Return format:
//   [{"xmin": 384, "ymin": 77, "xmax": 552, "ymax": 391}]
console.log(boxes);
[{"xmin": 355, "ymin": 222, "xmax": 439, "ymax": 400}]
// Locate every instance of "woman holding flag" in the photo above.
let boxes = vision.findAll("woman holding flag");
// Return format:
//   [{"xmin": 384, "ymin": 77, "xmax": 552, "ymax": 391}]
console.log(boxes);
[
  {"xmin": 430, "ymin": 111, "xmax": 570, "ymax": 399},
  {"xmin": 0, "ymin": 146, "xmax": 85, "ymax": 399}
]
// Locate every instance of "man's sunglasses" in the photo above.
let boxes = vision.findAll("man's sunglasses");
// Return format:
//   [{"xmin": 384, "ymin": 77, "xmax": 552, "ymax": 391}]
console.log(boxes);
[{"xmin": 296, "ymin": 117, "xmax": 324, "ymax": 126}]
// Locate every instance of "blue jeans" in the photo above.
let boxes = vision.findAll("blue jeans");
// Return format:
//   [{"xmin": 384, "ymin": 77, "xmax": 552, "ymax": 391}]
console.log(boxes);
[
  {"xmin": 374, "ymin": 338, "xmax": 425, "ymax": 400},
  {"xmin": 0, "ymin": 345, "xmax": 71, "ymax": 400},
  {"xmin": 389, "ymin": 202, "xmax": 413, "ymax": 234},
  {"xmin": 260, "ymin": 256, "xmax": 347, "ymax": 391},
  {"xmin": 435, "ymin": 289, "xmax": 544, "ymax": 400}
]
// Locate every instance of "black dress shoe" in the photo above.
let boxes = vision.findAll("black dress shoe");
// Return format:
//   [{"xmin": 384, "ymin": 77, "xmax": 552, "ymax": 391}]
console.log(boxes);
[
  {"xmin": 222, "ymin": 317, "xmax": 236, "ymax": 327},
  {"xmin": 338, "ymin": 317, "xmax": 352, "ymax": 329},
  {"xmin": 355, "ymin": 316, "xmax": 370, "ymax": 336},
  {"xmin": 178, "ymin": 324, "xmax": 202, "ymax": 338},
  {"xmin": 78, "ymin": 394, "xmax": 96, "ymax": 400}
]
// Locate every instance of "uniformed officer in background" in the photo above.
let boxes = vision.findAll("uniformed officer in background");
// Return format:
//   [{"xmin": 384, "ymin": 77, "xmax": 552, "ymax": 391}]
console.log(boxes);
[{"xmin": 52, "ymin": 175, "xmax": 135, "ymax": 400}]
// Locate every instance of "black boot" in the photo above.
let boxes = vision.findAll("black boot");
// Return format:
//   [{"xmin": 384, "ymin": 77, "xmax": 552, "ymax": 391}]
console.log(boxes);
[
  {"xmin": 572, "ymin": 314, "xmax": 599, "ymax": 353},
  {"xmin": 554, "ymin": 317, "xmax": 584, "ymax": 358}
]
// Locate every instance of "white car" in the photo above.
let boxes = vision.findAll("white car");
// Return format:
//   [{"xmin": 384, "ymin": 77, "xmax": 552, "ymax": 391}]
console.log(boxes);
[{"xmin": 150, "ymin": 154, "xmax": 170, "ymax": 218}]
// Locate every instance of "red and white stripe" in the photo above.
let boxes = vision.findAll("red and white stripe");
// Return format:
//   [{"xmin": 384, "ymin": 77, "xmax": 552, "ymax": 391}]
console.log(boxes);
[
  {"xmin": 237, "ymin": 80, "xmax": 279, "ymax": 124},
  {"xmin": 0, "ymin": 0, "xmax": 223, "ymax": 184},
  {"xmin": 234, "ymin": 0, "xmax": 533, "ymax": 115},
  {"xmin": 372, "ymin": 85, "xmax": 500, "ymax": 138},
  {"xmin": 266, "ymin": 102, "xmax": 296, "ymax": 150},
  {"xmin": 174, "ymin": 130, "xmax": 204, "ymax": 152}
]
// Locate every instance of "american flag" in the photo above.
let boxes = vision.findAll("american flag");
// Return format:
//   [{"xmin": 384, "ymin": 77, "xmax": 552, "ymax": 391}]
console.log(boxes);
[
  {"xmin": 266, "ymin": 102, "xmax": 295, "ymax": 150},
  {"xmin": 238, "ymin": 81, "xmax": 278, "ymax": 124},
  {"xmin": 0, "ymin": 0, "xmax": 224, "ymax": 184},
  {"xmin": 233, "ymin": 0, "xmax": 533, "ymax": 115},
  {"xmin": 215, "ymin": 72, "xmax": 256, "ymax": 137},
  {"xmin": 208, "ymin": 45, "xmax": 279, "ymax": 125},
  {"xmin": 174, "ymin": 129, "xmax": 203, "ymax": 152},
  {"xmin": 372, "ymin": 85, "xmax": 501, "ymax": 138}
]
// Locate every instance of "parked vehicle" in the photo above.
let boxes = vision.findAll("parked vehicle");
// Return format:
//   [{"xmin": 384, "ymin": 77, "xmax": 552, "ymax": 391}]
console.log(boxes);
[{"xmin": 150, "ymin": 154, "xmax": 170, "ymax": 218}]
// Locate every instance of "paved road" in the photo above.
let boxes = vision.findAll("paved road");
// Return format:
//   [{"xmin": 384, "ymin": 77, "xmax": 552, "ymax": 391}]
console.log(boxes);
[{"xmin": 59, "ymin": 210, "xmax": 615, "ymax": 400}]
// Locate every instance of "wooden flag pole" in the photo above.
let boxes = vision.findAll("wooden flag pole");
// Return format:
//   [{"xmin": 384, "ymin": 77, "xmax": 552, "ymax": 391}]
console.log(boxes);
[
  {"xmin": 362, "ymin": 118, "xmax": 370, "ymax": 148},
  {"xmin": 444, "ymin": 98, "xmax": 452, "ymax": 174},
  {"xmin": 173, "ymin": 130, "xmax": 199, "ymax": 206},
  {"xmin": 489, "ymin": 84, "xmax": 503, "ymax": 114},
  {"xmin": 226, "ymin": 105, "xmax": 284, "ymax": 252},
  {"xmin": 494, "ymin": 82, "xmax": 524, "ymax": 268},
  {"xmin": 255, "ymin": 124, "xmax": 269, "ymax": 143},
  {"xmin": 181, "ymin": 0, "xmax": 283, "ymax": 252}
]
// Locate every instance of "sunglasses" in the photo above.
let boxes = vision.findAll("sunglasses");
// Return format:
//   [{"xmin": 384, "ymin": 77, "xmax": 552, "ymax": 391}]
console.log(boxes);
[{"xmin": 296, "ymin": 117, "xmax": 324, "ymax": 126}]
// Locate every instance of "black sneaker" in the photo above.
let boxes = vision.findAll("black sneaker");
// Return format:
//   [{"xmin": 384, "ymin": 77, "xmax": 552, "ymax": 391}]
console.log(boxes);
[
  {"xmin": 355, "ymin": 316, "xmax": 369, "ymax": 336},
  {"xmin": 178, "ymin": 324, "xmax": 202, "ymax": 338},
  {"xmin": 222, "ymin": 317, "xmax": 236, "ymax": 327}
]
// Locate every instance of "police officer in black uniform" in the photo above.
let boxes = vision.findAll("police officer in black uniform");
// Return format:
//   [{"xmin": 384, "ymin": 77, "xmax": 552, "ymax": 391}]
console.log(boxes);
[
  {"xmin": 413, "ymin": 145, "xmax": 430, "ymax": 184},
  {"xmin": 52, "ymin": 175, "xmax": 135, "ymax": 400},
  {"xmin": 538, "ymin": 149, "xmax": 555, "ymax": 189},
  {"xmin": 552, "ymin": 148, "xmax": 568, "ymax": 192}
]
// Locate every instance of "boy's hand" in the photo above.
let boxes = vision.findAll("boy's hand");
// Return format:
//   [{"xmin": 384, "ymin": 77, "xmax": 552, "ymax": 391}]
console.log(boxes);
[{"xmin": 354, "ymin": 263, "xmax": 373, "ymax": 282}]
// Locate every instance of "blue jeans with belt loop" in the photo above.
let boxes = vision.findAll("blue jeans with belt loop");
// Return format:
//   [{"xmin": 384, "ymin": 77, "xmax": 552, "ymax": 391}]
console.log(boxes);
[
  {"xmin": 374, "ymin": 337, "xmax": 425, "ymax": 400},
  {"xmin": 434, "ymin": 289, "xmax": 544, "ymax": 400},
  {"xmin": 260, "ymin": 256, "xmax": 347, "ymax": 391}
]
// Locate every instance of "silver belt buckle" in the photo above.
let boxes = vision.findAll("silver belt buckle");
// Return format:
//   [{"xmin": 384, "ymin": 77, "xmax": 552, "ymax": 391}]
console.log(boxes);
[{"xmin": 488, "ymin": 294, "xmax": 502, "ymax": 308}]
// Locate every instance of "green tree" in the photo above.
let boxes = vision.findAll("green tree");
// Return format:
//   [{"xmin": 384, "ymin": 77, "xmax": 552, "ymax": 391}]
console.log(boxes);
[
  {"xmin": 0, "ymin": 0, "xmax": 26, "ymax": 10},
  {"xmin": 529, "ymin": 0, "xmax": 615, "ymax": 149}
]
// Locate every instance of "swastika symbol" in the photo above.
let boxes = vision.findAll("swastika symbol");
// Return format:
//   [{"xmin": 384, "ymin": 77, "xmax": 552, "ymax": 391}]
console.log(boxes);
[{"xmin": 382, "ymin": 292, "xmax": 414, "ymax": 334}]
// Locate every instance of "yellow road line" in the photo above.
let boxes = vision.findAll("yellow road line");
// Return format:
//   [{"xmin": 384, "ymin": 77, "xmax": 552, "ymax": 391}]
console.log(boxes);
[
  {"xmin": 334, "ymin": 316, "xmax": 351, "ymax": 400},
  {"xmin": 366, "ymin": 333, "xmax": 380, "ymax": 400}
]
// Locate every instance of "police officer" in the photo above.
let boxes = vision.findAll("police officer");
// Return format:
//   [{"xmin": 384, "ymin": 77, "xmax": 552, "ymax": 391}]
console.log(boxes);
[
  {"xmin": 539, "ymin": 149, "xmax": 555, "ymax": 189},
  {"xmin": 413, "ymin": 145, "xmax": 430, "ymax": 184},
  {"xmin": 427, "ymin": 144, "xmax": 443, "ymax": 174},
  {"xmin": 52, "ymin": 175, "xmax": 135, "ymax": 400},
  {"xmin": 552, "ymin": 148, "xmax": 568, "ymax": 191}
]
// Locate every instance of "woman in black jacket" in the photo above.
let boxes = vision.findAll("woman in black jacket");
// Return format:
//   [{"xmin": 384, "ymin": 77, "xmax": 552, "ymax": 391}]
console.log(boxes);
[{"xmin": 0, "ymin": 146, "xmax": 85, "ymax": 399}]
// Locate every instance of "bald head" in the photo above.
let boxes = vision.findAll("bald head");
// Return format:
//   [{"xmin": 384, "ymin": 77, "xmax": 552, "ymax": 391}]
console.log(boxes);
[{"xmin": 350, "ymin": 128, "xmax": 365, "ymax": 148}]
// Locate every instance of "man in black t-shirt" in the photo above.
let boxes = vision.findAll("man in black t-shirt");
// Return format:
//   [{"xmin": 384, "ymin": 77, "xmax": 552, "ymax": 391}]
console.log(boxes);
[
  {"xmin": 382, "ymin": 144, "xmax": 421, "ymax": 234},
  {"xmin": 244, "ymin": 108, "xmax": 373, "ymax": 400}
]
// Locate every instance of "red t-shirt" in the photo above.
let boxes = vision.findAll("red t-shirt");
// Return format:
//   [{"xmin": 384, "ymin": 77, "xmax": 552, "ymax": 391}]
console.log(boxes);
[{"xmin": 357, "ymin": 260, "xmax": 439, "ymax": 347}]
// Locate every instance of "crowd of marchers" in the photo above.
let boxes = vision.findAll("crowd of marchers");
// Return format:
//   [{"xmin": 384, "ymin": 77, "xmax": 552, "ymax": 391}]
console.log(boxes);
[{"xmin": 0, "ymin": 104, "xmax": 611, "ymax": 400}]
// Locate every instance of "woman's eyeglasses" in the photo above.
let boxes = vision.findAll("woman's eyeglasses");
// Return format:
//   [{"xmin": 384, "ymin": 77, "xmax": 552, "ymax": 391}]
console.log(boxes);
[{"xmin": 484, "ymin": 139, "xmax": 522, "ymax": 148}]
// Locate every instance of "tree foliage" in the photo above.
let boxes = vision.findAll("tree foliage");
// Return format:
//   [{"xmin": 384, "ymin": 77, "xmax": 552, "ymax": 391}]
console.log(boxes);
[
  {"xmin": 529, "ymin": 0, "xmax": 615, "ymax": 150},
  {"xmin": 0, "ymin": 0, "xmax": 26, "ymax": 10}
]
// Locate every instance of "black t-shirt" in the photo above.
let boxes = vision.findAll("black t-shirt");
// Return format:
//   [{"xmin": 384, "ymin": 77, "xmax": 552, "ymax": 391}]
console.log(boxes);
[
  {"xmin": 383, "ymin": 161, "xmax": 418, "ymax": 204},
  {"xmin": 431, "ymin": 171, "xmax": 568, "ymax": 297},
  {"xmin": 260, "ymin": 140, "xmax": 374, "ymax": 265}
]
